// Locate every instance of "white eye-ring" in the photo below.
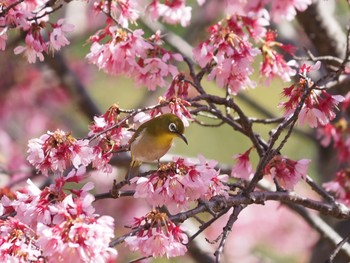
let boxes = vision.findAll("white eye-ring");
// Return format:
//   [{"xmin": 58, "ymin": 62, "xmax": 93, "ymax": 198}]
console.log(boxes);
[{"xmin": 169, "ymin": 123, "xmax": 177, "ymax": 132}]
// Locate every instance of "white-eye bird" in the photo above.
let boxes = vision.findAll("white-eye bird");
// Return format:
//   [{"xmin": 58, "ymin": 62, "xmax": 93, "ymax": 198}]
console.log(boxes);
[{"xmin": 127, "ymin": 113, "xmax": 188, "ymax": 179}]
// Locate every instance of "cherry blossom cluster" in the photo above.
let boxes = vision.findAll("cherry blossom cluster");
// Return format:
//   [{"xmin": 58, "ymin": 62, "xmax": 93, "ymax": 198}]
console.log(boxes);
[
  {"xmin": 27, "ymin": 129, "xmax": 94, "ymax": 176},
  {"xmin": 148, "ymin": 0, "xmax": 193, "ymax": 27},
  {"xmin": 0, "ymin": 172, "xmax": 116, "ymax": 262},
  {"xmin": 88, "ymin": 104, "xmax": 132, "ymax": 173},
  {"xmin": 93, "ymin": 0, "xmax": 139, "ymax": 28},
  {"xmin": 231, "ymin": 148, "xmax": 311, "ymax": 190},
  {"xmin": 318, "ymin": 94, "xmax": 350, "ymax": 206},
  {"xmin": 226, "ymin": 0, "xmax": 312, "ymax": 23},
  {"xmin": 125, "ymin": 209, "xmax": 188, "ymax": 258},
  {"xmin": 260, "ymin": 30, "xmax": 296, "ymax": 83},
  {"xmin": 13, "ymin": 13, "xmax": 74, "ymax": 63},
  {"xmin": 193, "ymin": 15, "xmax": 260, "ymax": 94},
  {"xmin": 86, "ymin": 23, "xmax": 182, "ymax": 90},
  {"xmin": 132, "ymin": 155, "xmax": 229, "ymax": 213},
  {"xmin": 281, "ymin": 62, "xmax": 344, "ymax": 128},
  {"xmin": 264, "ymin": 155, "xmax": 310, "ymax": 190},
  {"xmin": 323, "ymin": 169, "xmax": 350, "ymax": 206},
  {"xmin": 152, "ymin": 73, "xmax": 193, "ymax": 126},
  {"xmin": 317, "ymin": 93, "xmax": 350, "ymax": 162}
]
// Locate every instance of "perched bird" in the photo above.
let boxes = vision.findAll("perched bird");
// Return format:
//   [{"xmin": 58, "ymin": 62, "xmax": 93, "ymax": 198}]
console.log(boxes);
[{"xmin": 128, "ymin": 113, "xmax": 188, "ymax": 179}]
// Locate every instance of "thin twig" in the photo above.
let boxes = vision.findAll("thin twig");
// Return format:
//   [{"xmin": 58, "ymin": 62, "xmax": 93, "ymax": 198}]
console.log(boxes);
[
  {"xmin": 325, "ymin": 232, "xmax": 350, "ymax": 263},
  {"xmin": 214, "ymin": 206, "xmax": 243, "ymax": 262}
]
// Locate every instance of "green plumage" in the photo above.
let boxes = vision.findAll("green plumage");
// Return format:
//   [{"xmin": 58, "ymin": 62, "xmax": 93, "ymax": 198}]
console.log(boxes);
[{"xmin": 127, "ymin": 113, "xmax": 187, "ymax": 180}]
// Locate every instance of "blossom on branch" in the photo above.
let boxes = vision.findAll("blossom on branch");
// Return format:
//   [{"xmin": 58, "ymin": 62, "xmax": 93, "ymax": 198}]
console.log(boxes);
[
  {"xmin": 132, "ymin": 155, "xmax": 228, "ymax": 213},
  {"xmin": 125, "ymin": 209, "xmax": 188, "ymax": 258},
  {"xmin": 49, "ymin": 19, "xmax": 74, "ymax": 51},
  {"xmin": 270, "ymin": 0, "xmax": 312, "ymax": 23},
  {"xmin": 265, "ymin": 156, "xmax": 310, "ymax": 190},
  {"xmin": 231, "ymin": 147, "xmax": 254, "ymax": 179},
  {"xmin": 14, "ymin": 28, "xmax": 47, "ymax": 64},
  {"xmin": 1, "ymin": 178, "xmax": 116, "ymax": 262},
  {"xmin": 323, "ymin": 169, "xmax": 350, "ymax": 206},
  {"xmin": 27, "ymin": 129, "xmax": 94, "ymax": 176},
  {"xmin": 280, "ymin": 62, "xmax": 344, "ymax": 128},
  {"xmin": 193, "ymin": 15, "xmax": 260, "ymax": 94},
  {"xmin": 87, "ymin": 25, "xmax": 182, "ymax": 90},
  {"xmin": 148, "ymin": 0, "xmax": 192, "ymax": 27},
  {"xmin": 88, "ymin": 105, "xmax": 132, "ymax": 173},
  {"xmin": 260, "ymin": 30, "xmax": 297, "ymax": 83},
  {"xmin": 0, "ymin": 217, "xmax": 42, "ymax": 262},
  {"xmin": 94, "ymin": 0, "xmax": 139, "ymax": 28}
]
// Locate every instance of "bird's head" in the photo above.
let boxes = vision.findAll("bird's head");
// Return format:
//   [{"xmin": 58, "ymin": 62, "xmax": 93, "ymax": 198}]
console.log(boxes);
[{"xmin": 147, "ymin": 113, "xmax": 188, "ymax": 145}]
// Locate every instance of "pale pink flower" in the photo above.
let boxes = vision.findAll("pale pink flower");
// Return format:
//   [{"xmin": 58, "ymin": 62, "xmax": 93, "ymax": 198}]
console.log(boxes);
[
  {"xmin": 49, "ymin": 19, "xmax": 74, "ymax": 51},
  {"xmin": 323, "ymin": 169, "xmax": 350, "ymax": 206},
  {"xmin": 0, "ymin": 218, "xmax": 42, "ymax": 261},
  {"xmin": 231, "ymin": 148, "xmax": 254, "ymax": 179},
  {"xmin": 149, "ymin": 0, "xmax": 192, "ymax": 27},
  {"xmin": 136, "ymin": 52, "xmax": 181, "ymax": 90},
  {"xmin": 37, "ymin": 214, "xmax": 116, "ymax": 262},
  {"xmin": 86, "ymin": 28, "xmax": 152, "ymax": 76},
  {"xmin": 270, "ymin": 0, "xmax": 312, "ymax": 23},
  {"xmin": 195, "ymin": 17, "xmax": 259, "ymax": 94},
  {"xmin": 133, "ymin": 156, "xmax": 228, "ymax": 213},
  {"xmin": 298, "ymin": 91, "xmax": 344, "ymax": 128},
  {"xmin": 70, "ymin": 139, "xmax": 94, "ymax": 168},
  {"xmin": 317, "ymin": 123, "xmax": 340, "ymax": 147},
  {"xmin": 113, "ymin": 0, "xmax": 139, "ymax": 28},
  {"xmin": 125, "ymin": 210, "xmax": 187, "ymax": 258},
  {"xmin": 193, "ymin": 42, "xmax": 215, "ymax": 67},
  {"xmin": 280, "ymin": 65, "xmax": 344, "ymax": 128},
  {"xmin": 298, "ymin": 107, "xmax": 328, "ymax": 128},
  {"xmin": 265, "ymin": 156, "xmax": 310, "ymax": 190},
  {"xmin": 14, "ymin": 32, "xmax": 46, "ymax": 63},
  {"xmin": 260, "ymin": 30, "xmax": 296, "ymax": 83},
  {"xmin": 27, "ymin": 129, "xmax": 94, "ymax": 175},
  {"xmin": 299, "ymin": 60, "xmax": 321, "ymax": 75}
]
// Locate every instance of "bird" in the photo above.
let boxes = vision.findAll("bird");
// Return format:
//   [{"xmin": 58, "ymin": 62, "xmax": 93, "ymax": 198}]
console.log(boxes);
[{"xmin": 127, "ymin": 113, "xmax": 188, "ymax": 179}]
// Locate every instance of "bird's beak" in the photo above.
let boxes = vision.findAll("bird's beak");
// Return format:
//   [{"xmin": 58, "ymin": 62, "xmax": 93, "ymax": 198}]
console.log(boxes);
[{"xmin": 177, "ymin": 133, "xmax": 188, "ymax": 145}]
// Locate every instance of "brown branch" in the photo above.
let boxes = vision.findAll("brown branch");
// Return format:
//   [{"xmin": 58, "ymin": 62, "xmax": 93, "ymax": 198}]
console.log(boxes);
[
  {"xmin": 296, "ymin": 1, "xmax": 347, "ymax": 61},
  {"xmin": 326, "ymin": 232, "xmax": 350, "ymax": 263},
  {"xmin": 214, "ymin": 206, "xmax": 243, "ymax": 262}
]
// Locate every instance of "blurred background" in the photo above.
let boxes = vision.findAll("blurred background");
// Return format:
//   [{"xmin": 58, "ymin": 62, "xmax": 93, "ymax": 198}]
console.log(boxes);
[{"xmin": 1, "ymin": 0, "xmax": 350, "ymax": 262}]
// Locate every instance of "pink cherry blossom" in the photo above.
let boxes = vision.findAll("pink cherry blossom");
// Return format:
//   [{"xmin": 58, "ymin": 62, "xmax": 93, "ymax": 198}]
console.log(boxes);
[
  {"xmin": 193, "ymin": 42, "xmax": 215, "ymax": 67},
  {"xmin": 148, "ymin": 0, "xmax": 192, "ymax": 27},
  {"xmin": 125, "ymin": 210, "xmax": 187, "ymax": 258},
  {"xmin": 87, "ymin": 26, "xmax": 181, "ymax": 90},
  {"xmin": 323, "ymin": 169, "xmax": 350, "ymax": 206},
  {"xmin": 260, "ymin": 30, "xmax": 297, "ymax": 83},
  {"xmin": 270, "ymin": 0, "xmax": 312, "ymax": 23},
  {"xmin": 14, "ymin": 31, "xmax": 46, "ymax": 63},
  {"xmin": 135, "ymin": 55, "xmax": 179, "ymax": 90},
  {"xmin": 317, "ymin": 123, "xmax": 340, "ymax": 147},
  {"xmin": 88, "ymin": 105, "xmax": 132, "ymax": 173},
  {"xmin": 133, "ymin": 156, "xmax": 228, "ymax": 213},
  {"xmin": 265, "ymin": 156, "xmax": 310, "ymax": 190},
  {"xmin": 27, "ymin": 129, "xmax": 94, "ymax": 175},
  {"xmin": 193, "ymin": 16, "xmax": 260, "ymax": 94},
  {"xmin": 297, "ymin": 91, "xmax": 344, "ymax": 128},
  {"xmin": 49, "ymin": 19, "xmax": 74, "ymax": 51},
  {"xmin": 37, "ymin": 214, "xmax": 116, "ymax": 262},
  {"xmin": 280, "ymin": 64, "xmax": 344, "ymax": 128},
  {"xmin": 231, "ymin": 148, "xmax": 254, "ymax": 179},
  {"xmin": 0, "ymin": 217, "xmax": 42, "ymax": 261}
]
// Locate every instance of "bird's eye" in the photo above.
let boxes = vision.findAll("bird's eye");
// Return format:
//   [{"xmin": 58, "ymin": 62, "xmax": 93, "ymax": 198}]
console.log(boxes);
[{"xmin": 169, "ymin": 123, "xmax": 177, "ymax": 132}]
